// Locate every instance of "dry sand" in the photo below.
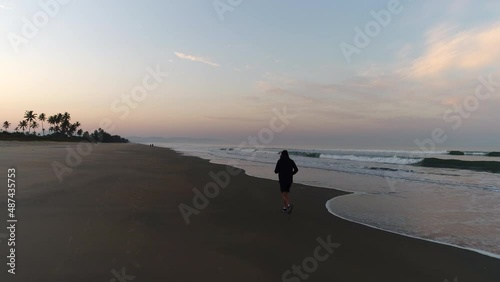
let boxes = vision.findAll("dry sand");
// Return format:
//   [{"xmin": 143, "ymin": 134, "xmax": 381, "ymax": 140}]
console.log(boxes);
[{"xmin": 0, "ymin": 141, "xmax": 499, "ymax": 282}]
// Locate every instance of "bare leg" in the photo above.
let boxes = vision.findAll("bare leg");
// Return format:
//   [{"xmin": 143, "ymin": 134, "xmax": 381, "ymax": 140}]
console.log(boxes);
[{"xmin": 281, "ymin": 192, "xmax": 289, "ymax": 208}]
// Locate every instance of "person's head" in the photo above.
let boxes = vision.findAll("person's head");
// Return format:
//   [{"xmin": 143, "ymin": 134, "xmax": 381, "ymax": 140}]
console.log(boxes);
[{"xmin": 280, "ymin": 150, "xmax": 290, "ymax": 159}]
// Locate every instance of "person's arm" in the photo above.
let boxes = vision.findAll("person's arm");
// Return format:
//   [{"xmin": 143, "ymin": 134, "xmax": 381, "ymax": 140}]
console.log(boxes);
[
  {"xmin": 274, "ymin": 160, "xmax": 280, "ymax": 174},
  {"xmin": 292, "ymin": 161, "xmax": 298, "ymax": 175}
]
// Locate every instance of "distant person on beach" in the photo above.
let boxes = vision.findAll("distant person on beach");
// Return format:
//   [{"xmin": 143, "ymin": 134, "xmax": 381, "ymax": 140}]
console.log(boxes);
[{"xmin": 274, "ymin": 150, "xmax": 299, "ymax": 213}]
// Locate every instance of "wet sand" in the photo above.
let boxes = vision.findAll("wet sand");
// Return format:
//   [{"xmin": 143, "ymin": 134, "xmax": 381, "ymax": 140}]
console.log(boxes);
[{"xmin": 0, "ymin": 142, "xmax": 499, "ymax": 282}]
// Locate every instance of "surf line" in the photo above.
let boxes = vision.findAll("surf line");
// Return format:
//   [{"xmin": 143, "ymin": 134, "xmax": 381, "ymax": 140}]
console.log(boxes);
[{"xmin": 325, "ymin": 195, "xmax": 500, "ymax": 260}]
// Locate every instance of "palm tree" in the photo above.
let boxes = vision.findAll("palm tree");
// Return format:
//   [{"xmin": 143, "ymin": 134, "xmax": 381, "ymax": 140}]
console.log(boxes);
[
  {"xmin": 18, "ymin": 120, "xmax": 28, "ymax": 134},
  {"xmin": 2, "ymin": 121, "xmax": 10, "ymax": 133},
  {"xmin": 47, "ymin": 115, "xmax": 56, "ymax": 134},
  {"xmin": 48, "ymin": 114, "xmax": 63, "ymax": 134},
  {"xmin": 68, "ymin": 121, "xmax": 81, "ymax": 137},
  {"xmin": 61, "ymin": 112, "xmax": 71, "ymax": 135},
  {"xmin": 24, "ymin": 110, "xmax": 37, "ymax": 134},
  {"xmin": 30, "ymin": 121, "xmax": 39, "ymax": 135},
  {"xmin": 39, "ymin": 113, "xmax": 46, "ymax": 136},
  {"xmin": 56, "ymin": 113, "xmax": 63, "ymax": 130}
]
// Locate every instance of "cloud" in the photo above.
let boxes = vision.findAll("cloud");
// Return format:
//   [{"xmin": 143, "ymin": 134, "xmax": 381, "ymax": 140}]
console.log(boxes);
[
  {"xmin": 174, "ymin": 52, "xmax": 219, "ymax": 67},
  {"xmin": 0, "ymin": 2, "xmax": 13, "ymax": 9},
  {"xmin": 233, "ymin": 64, "xmax": 251, "ymax": 72},
  {"xmin": 397, "ymin": 43, "xmax": 413, "ymax": 60},
  {"xmin": 202, "ymin": 115, "xmax": 266, "ymax": 122},
  {"xmin": 409, "ymin": 23, "xmax": 500, "ymax": 78}
]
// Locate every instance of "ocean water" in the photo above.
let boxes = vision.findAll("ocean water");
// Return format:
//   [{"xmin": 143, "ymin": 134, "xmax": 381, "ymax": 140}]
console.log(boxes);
[{"xmin": 150, "ymin": 142, "xmax": 500, "ymax": 259}]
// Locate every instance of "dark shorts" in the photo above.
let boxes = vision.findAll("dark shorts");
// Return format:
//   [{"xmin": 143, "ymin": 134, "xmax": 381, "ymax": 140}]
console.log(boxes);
[{"xmin": 280, "ymin": 181, "xmax": 292, "ymax": 192}]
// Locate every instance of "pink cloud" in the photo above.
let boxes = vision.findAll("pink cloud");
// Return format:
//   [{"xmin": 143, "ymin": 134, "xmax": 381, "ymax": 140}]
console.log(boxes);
[{"xmin": 409, "ymin": 23, "xmax": 500, "ymax": 78}]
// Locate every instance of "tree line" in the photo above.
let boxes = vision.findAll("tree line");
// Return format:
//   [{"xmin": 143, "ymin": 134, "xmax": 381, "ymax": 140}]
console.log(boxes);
[{"xmin": 2, "ymin": 110, "xmax": 128, "ymax": 143}]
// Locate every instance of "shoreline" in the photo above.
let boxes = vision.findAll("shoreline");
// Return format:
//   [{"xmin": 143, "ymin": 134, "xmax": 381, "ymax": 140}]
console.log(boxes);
[
  {"xmin": 170, "ymin": 145, "xmax": 500, "ymax": 261},
  {"xmin": 2, "ymin": 142, "xmax": 500, "ymax": 281},
  {"xmin": 326, "ymin": 196, "xmax": 500, "ymax": 261}
]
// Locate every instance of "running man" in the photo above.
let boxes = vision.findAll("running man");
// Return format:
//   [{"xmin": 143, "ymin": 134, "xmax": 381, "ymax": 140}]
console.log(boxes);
[{"xmin": 274, "ymin": 150, "xmax": 299, "ymax": 213}]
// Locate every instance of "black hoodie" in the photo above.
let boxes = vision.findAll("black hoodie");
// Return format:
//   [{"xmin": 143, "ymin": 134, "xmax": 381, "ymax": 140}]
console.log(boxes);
[{"xmin": 274, "ymin": 150, "xmax": 299, "ymax": 184}]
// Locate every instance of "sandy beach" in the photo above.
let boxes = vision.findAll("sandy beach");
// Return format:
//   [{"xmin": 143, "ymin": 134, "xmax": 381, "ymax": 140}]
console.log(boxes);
[{"xmin": 0, "ymin": 142, "xmax": 499, "ymax": 282}]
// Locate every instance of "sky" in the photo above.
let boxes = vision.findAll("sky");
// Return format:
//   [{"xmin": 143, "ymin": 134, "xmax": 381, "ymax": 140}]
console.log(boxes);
[{"xmin": 1, "ymin": 0, "xmax": 500, "ymax": 149}]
